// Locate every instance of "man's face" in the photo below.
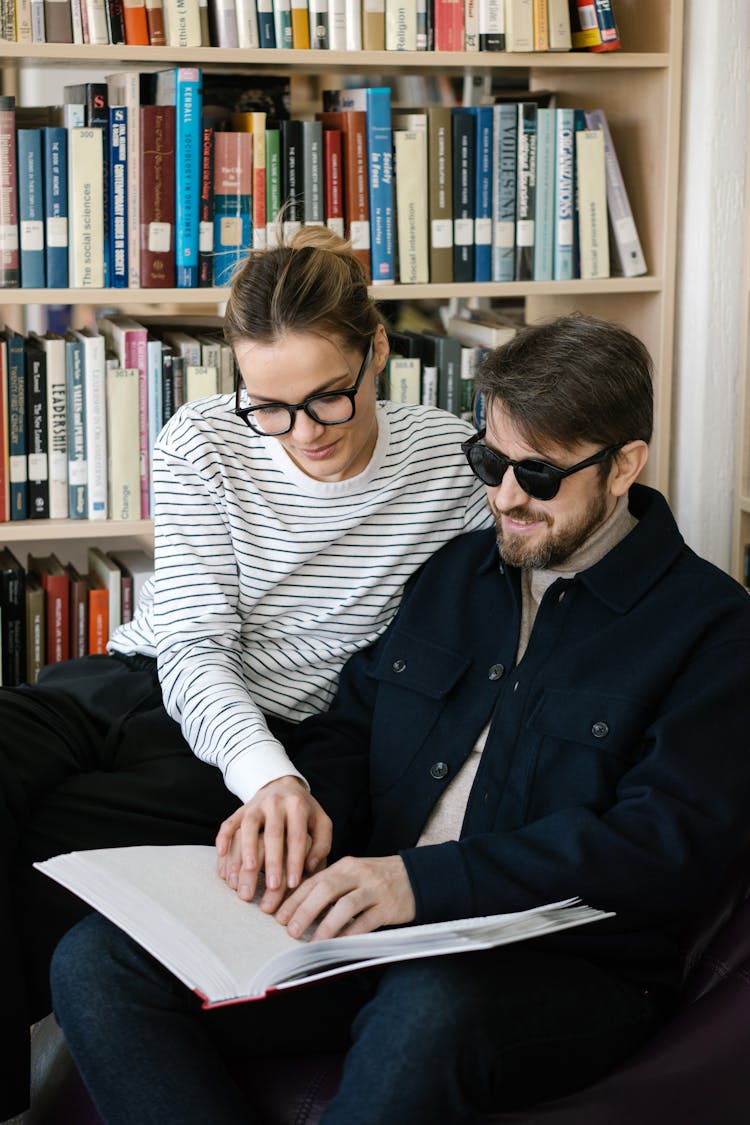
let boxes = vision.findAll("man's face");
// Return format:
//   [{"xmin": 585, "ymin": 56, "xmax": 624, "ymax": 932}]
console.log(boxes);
[{"xmin": 484, "ymin": 405, "xmax": 618, "ymax": 570}]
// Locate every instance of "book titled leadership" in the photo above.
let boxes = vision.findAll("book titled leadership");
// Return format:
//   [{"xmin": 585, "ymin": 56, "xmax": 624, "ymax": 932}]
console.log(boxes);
[{"xmin": 37, "ymin": 845, "xmax": 613, "ymax": 1009}]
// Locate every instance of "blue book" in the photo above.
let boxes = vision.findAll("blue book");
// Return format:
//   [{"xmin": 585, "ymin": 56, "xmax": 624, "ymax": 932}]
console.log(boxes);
[
  {"xmin": 108, "ymin": 106, "xmax": 129, "ymax": 289},
  {"xmin": 533, "ymin": 107, "xmax": 555, "ymax": 281},
  {"xmin": 451, "ymin": 108, "xmax": 475, "ymax": 284},
  {"xmin": 468, "ymin": 106, "xmax": 492, "ymax": 283},
  {"xmin": 42, "ymin": 126, "xmax": 68, "ymax": 288},
  {"xmin": 553, "ymin": 107, "xmax": 576, "ymax": 281},
  {"xmin": 323, "ymin": 86, "xmax": 395, "ymax": 284},
  {"xmin": 17, "ymin": 129, "xmax": 45, "ymax": 287},
  {"xmin": 491, "ymin": 102, "xmax": 517, "ymax": 282},
  {"xmin": 64, "ymin": 332, "xmax": 87, "ymax": 520},
  {"xmin": 257, "ymin": 0, "xmax": 275, "ymax": 45},
  {"xmin": 4, "ymin": 329, "xmax": 28, "ymax": 520},
  {"xmin": 155, "ymin": 68, "xmax": 202, "ymax": 289}
]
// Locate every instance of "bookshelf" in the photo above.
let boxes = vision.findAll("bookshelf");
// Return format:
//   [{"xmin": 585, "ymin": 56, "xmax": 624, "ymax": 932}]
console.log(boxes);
[{"xmin": 0, "ymin": 0, "xmax": 684, "ymax": 572}]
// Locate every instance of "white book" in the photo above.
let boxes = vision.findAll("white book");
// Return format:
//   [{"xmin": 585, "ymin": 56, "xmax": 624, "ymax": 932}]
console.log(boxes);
[
  {"xmin": 384, "ymin": 0, "xmax": 415, "ymax": 49},
  {"xmin": 69, "ymin": 0, "xmax": 84, "ymax": 41},
  {"xmin": 32, "ymin": 332, "xmax": 68, "ymax": 520},
  {"xmin": 478, "ymin": 0, "xmax": 504, "ymax": 50},
  {"xmin": 576, "ymin": 128, "xmax": 609, "ymax": 280},
  {"xmin": 463, "ymin": 0, "xmax": 477, "ymax": 50},
  {"xmin": 105, "ymin": 362, "xmax": 141, "ymax": 523},
  {"xmin": 308, "ymin": 0, "xmax": 328, "ymax": 45},
  {"xmin": 36, "ymin": 844, "xmax": 613, "ymax": 1008},
  {"xmin": 106, "ymin": 548, "xmax": 154, "ymax": 611},
  {"xmin": 106, "ymin": 73, "xmax": 140, "ymax": 288},
  {"xmin": 73, "ymin": 328, "xmax": 108, "ymax": 521},
  {"xmin": 185, "ymin": 364, "xmax": 219, "ymax": 401},
  {"xmin": 211, "ymin": 0, "xmax": 238, "ymax": 44},
  {"xmin": 83, "ymin": 0, "xmax": 109, "ymax": 41},
  {"xmin": 421, "ymin": 364, "xmax": 438, "ymax": 408},
  {"xmin": 328, "ymin": 0, "xmax": 346, "ymax": 47},
  {"xmin": 504, "ymin": 0, "xmax": 532, "ymax": 51},
  {"xmin": 30, "ymin": 0, "xmax": 44, "ymax": 38},
  {"xmin": 584, "ymin": 108, "xmax": 647, "ymax": 278},
  {"xmin": 235, "ymin": 0, "xmax": 259, "ymax": 45},
  {"xmin": 343, "ymin": 0, "xmax": 361, "ymax": 47},
  {"xmin": 387, "ymin": 356, "xmax": 421, "ymax": 405},
  {"xmin": 68, "ymin": 128, "xmax": 104, "ymax": 288},
  {"xmin": 445, "ymin": 315, "xmax": 517, "ymax": 349},
  {"xmin": 393, "ymin": 129, "xmax": 428, "ymax": 284},
  {"xmin": 547, "ymin": 0, "xmax": 571, "ymax": 49},
  {"xmin": 87, "ymin": 545, "xmax": 122, "ymax": 635},
  {"xmin": 164, "ymin": 0, "xmax": 202, "ymax": 44}
]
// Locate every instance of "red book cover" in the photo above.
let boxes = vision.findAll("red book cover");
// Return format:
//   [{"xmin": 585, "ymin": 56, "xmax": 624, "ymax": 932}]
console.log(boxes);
[
  {"xmin": 122, "ymin": 0, "xmax": 149, "ymax": 43},
  {"xmin": 140, "ymin": 104, "xmax": 176, "ymax": 288},
  {"xmin": 0, "ymin": 95, "xmax": 19, "ymax": 288},
  {"xmin": 323, "ymin": 128, "xmax": 344, "ymax": 238},
  {"xmin": 87, "ymin": 576, "xmax": 109, "ymax": 655},
  {"xmin": 28, "ymin": 553, "xmax": 70, "ymax": 665},
  {"xmin": 146, "ymin": 0, "xmax": 167, "ymax": 44},
  {"xmin": 316, "ymin": 111, "xmax": 371, "ymax": 279},
  {"xmin": 433, "ymin": 0, "xmax": 464, "ymax": 50}
]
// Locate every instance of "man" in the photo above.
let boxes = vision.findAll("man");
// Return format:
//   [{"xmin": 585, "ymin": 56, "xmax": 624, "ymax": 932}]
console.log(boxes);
[{"xmin": 50, "ymin": 314, "xmax": 750, "ymax": 1124}]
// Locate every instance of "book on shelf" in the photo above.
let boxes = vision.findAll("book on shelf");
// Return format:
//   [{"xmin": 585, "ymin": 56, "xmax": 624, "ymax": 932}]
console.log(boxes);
[
  {"xmin": 88, "ymin": 545, "xmax": 122, "ymax": 636},
  {"xmin": 385, "ymin": 354, "xmax": 421, "ymax": 405},
  {"xmin": 232, "ymin": 111, "xmax": 267, "ymax": 251},
  {"xmin": 256, "ymin": 0, "xmax": 274, "ymax": 45},
  {"xmin": 0, "ymin": 547, "xmax": 25, "ymax": 687},
  {"xmin": 316, "ymin": 110, "xmax": 371, "ymax": 278},
  {"xmin": 451, "ymin": 107, "xmax": 475, "ymax": 284},
  {"xmin": 322, "ymin": 128, "xmax": 344, "ymax": 238},
  {"xmin": 98, "ymin": 315, "xmax": 149, "ymax": 518},
  {"xmin": 265, "ymin": 125, "xmax": 281, "ymax": 248},
  {"xmin": 73, "ymin": 327, "xmax": 108, "ymax": 521},
  {"xmin": 209, "ymin": 0, "xmax": 239, "ymax": 45},
  {"xmin": 107, "ymin": 548, "xmax": 154, "ymax": 615},
  {"xmin": 362, "ymin": 0, "xmax": 384, "ymax": 49},
  {"xmin": 591, "ymin": 0, "xmax": 619, "ymax": 52},
  {"xmin": 491, "ymin": 101, "xmax": 516, "ymax": 283},
  {"xmin": 445, "ymin": 312, "xmax": 517, "ymax": 349},
  {"xmin": 531, "ymin": 0, "xmax": 547, "ymax": 50},
  {"xmin": 24, "ymin": 571, "xmax": 44, "ymax": 683},
  {"xmin": 154, "ymin": 68, "xmax": 202, "ymax": 289},
  {"xmin": 66, "ymin": 561, "xmax": 88, "ymax": 661},
  {"xmin": 426, "ymin": 106, "xmax": 453, "ymax": 284},
  {"xmin": 43, "ymin": 0, "xmax": 73, "ymax": 39},
  {"xmin": 0, "ymin": 334, "xmax": 9, "ymax": 522},
  {"xmin": 235, "ymin": 0, "xmax": 260, "ymax": 46},
  {"xmin": 290, "ymin": 0, "xmax": 309, "ymax": 46},
  {"xmin": 36, "ymin": 844, "xmax": 613, "ymax": 1008},
  {"xmin": 547, "ymin": 0, "xmax": 571, "ymax": 49},
  {"xmin": 87, "ymin": 572, "xmax": 109, "ymax": 654},
  {"xmin": 301, "ymin": 119, "xmax": 324, "ymax": 228},
  {"xmin": 0, "ymin": 96, "xmax": 19, "ymax": 289},
  {"xmin": 63, "ymin": 330, "xmax": 87, "ymax": 520},
  {"xmin": 105, "ymin": 0, "xmax": 127, "ymax": 43},
  {"xmin": 31, "ymin": 330, "xmax": 67, "ymax": 520},
  {"xmin": 553, "ymin": 106, "xmax": 576, "ymax": 280},
  {"xmin": 468, "ymin": 105, "xmax": 492, "ymax": 283},
  {"xmin": 477, "ymin": 0, "xmax": 504, "ymax": 49},
  {"xmin": 464, "ymin": 0, "xmax": 477, "ymax": 51},
  {"xmin": 570, "ymin": 0, "xmax": 600, "ymax": 49},
  {"xmin": 42, "ymin": 124, "xmax": 69, "ymax": 288},
  {"xmin": 68, "ymin": 127, "xmax": 104, "ymax": 288},
  {"xmin": 393, "ymin": 126, "xmax": 429, "ymax": 285},
  {"xmin": 212, "ymin": 131, "xmax": 252, "ymax": 287},
  {"xmin": 108, "ymin": 105, "xmax": 129, "ymax": 289},
  {"xmin": 139, "ymin": 104, "xmax": 176, "ymax": 288},
  {"xmin": 4, "ymin": 328, "xmax": 27, "ymax": 520},
  {"xmin": 308, "ymin": 0, "xmax": 329, "ymax": 48},
  {"xmin": 17, "ymin": 128, "xmax": 45, "ymax": 288},
  {"xmin": 27, "ymin": 552, "xmax": 69, "ymax": 665},
  {"xmin": 106, "ymin": 72, "xmax": 140, "ymax": 288},
  {"xmin": 584, "ymin": 108, "xmax": 647, "ymax": 278},
  {"xmin": 514, "ymin": 101, "xmax": 537, "ymax": 282},
  {"xmin": 575, "ymin": 124, "xmax": 609, "ymax": 280},
  {"xmin": 122, "ymin": 0, "xmax": 149, "ymax": 41},
  {"xmin": 105, "ymin": 360, "xmax": 140, "ymax": 522},
  {"xmin": 145, "ymin": 0, "xmax": 167, "ymax": 43},
  {"xmin": 24, "ymin": 338, "xmax": 49, "ymax": 519},
  {"xmin": 280, "ymin": 117, "xmax": 304, "ymax": 240},
  {"xmin": 533, "ymin": 106, "xmax": 555, "ymax": 281},
  {"xmin": 422, "ymin": 331, "xmax": 462, "ymax": 418},
  {"xmin": 505, "ymin": 0, "xmax": 532, "ymax": 51},
  {"xmin": 164, "ymin": 0, "xmax": 202, "ymax": 44}
]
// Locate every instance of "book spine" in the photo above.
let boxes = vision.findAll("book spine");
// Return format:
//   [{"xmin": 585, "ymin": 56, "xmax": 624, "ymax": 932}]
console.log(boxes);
[
  {"xmin": 109, "ymin": 107, "xmax": 129, "ymax": 288},
  {"xmin": 211, "ymin": 0, "xmax": 239, "ymax": 44},
  {"xmin": 584, "ymin": 108, "xmax": 646, "ymax": 277},
  {"xmin": 272, "ymin": 0, "xmax": 292, "ymax": 46},
  {"xmin": 139, "ymin": 105, "xmax": 176, "ymax": 287},
  {"xmin": 471, "ymin": 105, "xmax": 491, "ymax": 283},
  {"xmin": 68, "ymin": 127, "xmax": 105, "ymax": 287},
  {"xmin": 43, "ymin": 0, "xmax": 73, "ymax": 39},
  {"xmin": 105, "ymin": 0, "xmax": 127, "ymax": 39},
  {"xmin": 25, "ymin": 577, "xmax": 44, "ymax": 682},
  {"xmin": 505, "ymin": 0, "xmax": 532, "ymax": 50},
  {"xmin": 393, "ymin": 129, "xmax": 428, "ymax": 284},
  {"xmin": 571, "ymin": 0, "xmax": 600, "ymax": 48},
  {"xmin": 15, "ymin": 0, "xmax": 34, "ymax": 40},
  {"xmin": 426, "ymin": 106, "xmax": 452, "ymax": 284},
  {"xmin": 433, "ymin": 0, "xmax": 462, "ymax": 49},
  {"xmin": 128, "ymin": 329, "xmax": 150, "ymax": 519},
  {"xmin": 302, "ymin": 119, "xmax": 324, "ymax": 226},
  {"xmin": 213, "ymin": 132, "xmax": 253, "ymax": 287},
  {"xmin": 251, "ymin": 113, "xmax": 266, "ymax": 250},
  {"xmin": 0, "ymin": 97, "xmax": 19, "ymax": 288},
  {"xmin": 236, "ymin": 0, "xmax": 260, "ymax": 43},
  {"xmin": 198, "ymin": 120, "xmax": 214, "ymax": 286},
  {"xmin": 385, "ymin": 0, "xmax": 416, "ymax": 49},
  {"xmin": 30, "ymin": 0, "xmax": 44, "ymax": 39},
  {"xmin": 88, "ymin": 582, "xmax": 108, "ymax": 653},
  {"xmin": 43, "ymin": 572, "xmax": 70, "ymax": 664},
  {"xmin": 463, "ymin": 0, "xmax": 477, "ymax": 50},
  {"xmin": 17, "ymin": 129, "xmax": 46, "ymax": 288},
  {"xmin": 43, "ymin": 127, "xmax": 68, "ymax": 288},
  {"xmin": 84, "ymin": 0, "xmax": 110, "ymax": 40},
  {"xmin": 343, "ymin": 0, "xmax": 361, "ymax": 47},
  {"xmin": 265, "ymin": 127, "xmax": 281, "ymax": 248},
  {"xmin": 65, "ymin": 338, "xmax": 87, "ymax": 519},
  {"xmin": 0, "ymin": 560, "xmax": 25, "ymax": 687},
  {"xmin": 451, "ymin": 107, "xmax": 474, "ymax": 283},
  {"xmin": 25, "ymin": 346, "xmax": 49, "ymax": 518},
  {"xmin": 280, "ymin": 118, "xmax": 303, "ymax": 238},
  {"xmin": 575, "ymin": 126, "xmax": 609, "ymax": 279},
  {"xmin": 44, "ymin": 341, "xmax": 68, "ymax": 518},
  {"xmin": 591, "ymin": 0, "xmax": 619, "ymax": 51},
  {"xmin": 491, "ymin": 102, "xmax": 516, "ymax": 282},
  {"xmin": 362, "ymin": 0, "xmax": 384, "ymax": 51},
  {"xmin": 308, "ymin": 0, "xmax": 328, "ymax": 46},
  {"xmin": 106, "ymin": 72, "xmax": 140, "ymax": 287},
  {"xmin": 514, "ymin": 101, "xmax": 537, "ymax": 281},
  {"xmin": 257, "ymin": 0, "xmax": 275, "ymax": 43},
  {"xmin": 161, "ymin": 349, "xmax": 175, "ymax": 424},
  {"xmin": 547, "ymin": 0, "xmax": 570, "ymax": 48},
  {"xmin": 122, "ymin": 0, "xmax": 149, "ymax": 40},
  {"xmin": 323, "ymin": 128, "xmax": 344, "ymax": 238},
  {"xmin": 364, "ymin": 88, "xmax": 394, "ymax": 284},
  {"xmin": 290, "ymin": 0, "xmax": 309, "ymax": 45},
  {"xmin": 553, "ymin": 106, "xmax": 575, "ymax": 280},
  {"xmin": 531, "ymin": 0, "xmax": 547, "ymax": 50},
  {"xmin": 477, "ymin": 0, "xmax": 503, "ymax": 49},
  {"xmin": 175, "ymin": 69, "xmax": 202, "ymax": 289},
  {"xmin": 106, "ymin": 363, "xmax": 141, "ymax": 521},
  {"xmin": 386, "ymin": 355, "xmax": 421, "ymax": 404},
  {"xmin": 7, "ymin": 335, "xmax": 27, "ymax": 519},
  {"xmin": 533, "ymin": 106, "xmax": 555, "ymax": 281},
  {"xmin": 84, "ymin": 337, "xmax": 108, "ymax": 519},
  {"xmin": 165, "ymin": 0, "xmax": 201, "ymax": 42}
]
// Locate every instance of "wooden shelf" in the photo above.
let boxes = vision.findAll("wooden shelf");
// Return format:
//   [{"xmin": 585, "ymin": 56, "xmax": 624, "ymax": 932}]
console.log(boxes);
[{"xmin": 0, "ymin": 519, "xmax": 153, "ymax": 542}]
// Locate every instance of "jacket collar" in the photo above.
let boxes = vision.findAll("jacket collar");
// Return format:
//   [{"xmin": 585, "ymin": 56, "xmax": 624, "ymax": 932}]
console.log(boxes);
[{"xmin": 478, "ymin": 484, "xmax": 685, "ymax": 614}]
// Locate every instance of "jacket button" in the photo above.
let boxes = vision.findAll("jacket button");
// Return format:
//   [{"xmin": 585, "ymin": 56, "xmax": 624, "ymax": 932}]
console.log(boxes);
[
  {"xmin": 488, "ymin": 664, "xmax": 505, "ymax": 680},
  {"xmin": 430, "ymin": 762, "xmax": 449, "ymax": 780},
  {"xmin": 592, "ymin": 721, "xmax": 609, "ymax": 739},
  {"xmin": 392, "ymin": 659, "xmax": 406, "ymax": 673}
]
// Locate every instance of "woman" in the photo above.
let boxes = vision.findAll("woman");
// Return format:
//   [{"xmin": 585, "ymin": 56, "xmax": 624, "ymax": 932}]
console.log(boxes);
[{"xmin": 0, "ymin": 227, "xmax": 489, "ymax": 1119}]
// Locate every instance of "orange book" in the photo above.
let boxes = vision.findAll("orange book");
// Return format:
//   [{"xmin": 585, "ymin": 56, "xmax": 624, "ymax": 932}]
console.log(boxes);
[
  {"xmin": 123, "ymin": 0, "xmax": 150, "ymax": 43},
  {"xmin": 88, "ymin": 576, "xmax": 109, "ymax": 655},
  {"xmin": 290, "ymin": 0, "xmax": 309, "ymax": 47},
  {"xmin": 317, "ymin": 110, "xmax": 371, "ymax": 280}
]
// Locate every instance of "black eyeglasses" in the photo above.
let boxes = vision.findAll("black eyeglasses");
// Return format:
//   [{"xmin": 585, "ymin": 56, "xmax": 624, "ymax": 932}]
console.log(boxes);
[
  {"xmin": 461, "ymin": 430, "xmax": 626, "ymax": 501},
  {"xmin": 233, "ymin": 338, "xmax": 374, "ymax": 437}
]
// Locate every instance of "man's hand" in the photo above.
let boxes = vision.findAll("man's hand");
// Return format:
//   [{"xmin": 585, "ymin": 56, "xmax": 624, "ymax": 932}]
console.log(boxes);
[
  {"xmin": 275, "ymin": 855, "xmax": 416, "ymax": 942},
  {"xmin": 215, "ymin": 777, "xmax": 332, "ymax": 909}
]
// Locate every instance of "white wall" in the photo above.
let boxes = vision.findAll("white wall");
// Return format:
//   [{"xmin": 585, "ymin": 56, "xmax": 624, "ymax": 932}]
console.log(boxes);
[{"xmin": 671, "ymin": 1, "xmax": 750, "ymax": 569}]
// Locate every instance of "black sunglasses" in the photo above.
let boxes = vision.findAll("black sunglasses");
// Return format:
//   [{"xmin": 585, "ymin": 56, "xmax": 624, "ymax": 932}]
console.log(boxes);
[
  {"xmin": 461, "ymin": 430, "xmax": 626, "ymax": 501},
  {"xmin": 233, "ymin": 338, "xmax": 374, "ymax": 437}
]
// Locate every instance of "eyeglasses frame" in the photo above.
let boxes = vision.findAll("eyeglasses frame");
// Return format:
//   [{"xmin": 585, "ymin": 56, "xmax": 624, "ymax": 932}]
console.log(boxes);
[
  {"xmin": 233, "ymin": 337, "xmax": 375, "ymax": 437},
  {"xmin": 461, "ymin": 429, "xmax": 627, "ymax": 501}
]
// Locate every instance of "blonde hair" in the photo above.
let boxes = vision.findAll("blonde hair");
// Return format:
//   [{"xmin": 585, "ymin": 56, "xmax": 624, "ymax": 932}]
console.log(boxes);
[{"xmin": 224, "ymin": 226, "xmax": 381, "ymax": 354}]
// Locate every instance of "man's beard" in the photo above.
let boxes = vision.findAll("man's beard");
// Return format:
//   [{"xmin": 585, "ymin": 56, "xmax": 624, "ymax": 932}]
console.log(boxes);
[{"xmin": 494, "ymin": 486, "xmax": 611, "ymax": 570}]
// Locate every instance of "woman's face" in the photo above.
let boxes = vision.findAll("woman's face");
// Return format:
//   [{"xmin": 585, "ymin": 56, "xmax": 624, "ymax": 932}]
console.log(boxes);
[{"xmin": 233, "ymin": 327, "xmax": 388, "ymax": 482}]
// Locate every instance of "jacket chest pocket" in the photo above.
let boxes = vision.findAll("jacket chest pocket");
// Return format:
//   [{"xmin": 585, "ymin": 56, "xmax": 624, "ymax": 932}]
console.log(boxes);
[
  {"xmin": 368, "ymin": 629, "xmax": 470, "ymax": 795},
  {"xmin": 523, "ymin": 687, "xmax": 650, "ymax": 816}
]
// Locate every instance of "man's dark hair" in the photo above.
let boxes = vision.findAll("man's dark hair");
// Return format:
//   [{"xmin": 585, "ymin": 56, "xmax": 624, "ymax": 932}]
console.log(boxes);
[{"xmin": 475, "ymin": 313, "xmax": 654, "ymax": 453}]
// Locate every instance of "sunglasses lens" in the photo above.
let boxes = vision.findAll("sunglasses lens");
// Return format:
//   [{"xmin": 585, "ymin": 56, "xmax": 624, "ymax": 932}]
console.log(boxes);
[
  {"xmin": 467, "ymin": 445, "xmax": 506, "ymax": 487},
  {"xmin": 514, "ymin": 463, "xmax": 559, "ymax": 501}
]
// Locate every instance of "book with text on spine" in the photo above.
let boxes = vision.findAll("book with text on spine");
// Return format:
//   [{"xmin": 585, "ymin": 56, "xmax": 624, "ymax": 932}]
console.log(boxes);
[
  {"xmin": 36, "ymin": 844, "xmax": 613, "ymax": 1008},
  {"xmin": 0, "ymin": 96, "xmax": 19, "ymax": 289},
  {"xmin": 27, "ymin": 553, "xmax": 69, "ymax": 665},
  {"xmin": 43, "ymin": 125, "xmax": 68, "ymax": 288},
  {"xmin": 68, "ymin": 127, "xmax": 104, "ymax": 289},
  {"xmin": 212, "ymin": 131, "xmax": 253, "ymax": 288},
  {"xmin": 583, "ymin": 108, "xmax": 646, "ymax": 278},
  {"xmin": 17, "ymin": 128, "xmax": 45, "ymax": 288},
  {"xmin": 575, "ymin": 126, "xmax": 609, "ymax": 280}
]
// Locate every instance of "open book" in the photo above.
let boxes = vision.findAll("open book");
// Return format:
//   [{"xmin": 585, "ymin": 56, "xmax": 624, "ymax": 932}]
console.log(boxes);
[{"xmin": 36, "ymin": 845, "xmax": 614, "ymax": 1009}]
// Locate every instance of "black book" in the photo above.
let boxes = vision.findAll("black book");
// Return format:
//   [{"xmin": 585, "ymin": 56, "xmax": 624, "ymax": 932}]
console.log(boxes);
[
  {"xmin": 24, "ymin": 339, "xmax": 49, "ymax": 519},
  {"xmin": 451, "ymin": 108, "xmax": 475, "ymax": 284},
  {"xmin": 0, "ymin": 547, "xmax": 25, "ymax": 687}
]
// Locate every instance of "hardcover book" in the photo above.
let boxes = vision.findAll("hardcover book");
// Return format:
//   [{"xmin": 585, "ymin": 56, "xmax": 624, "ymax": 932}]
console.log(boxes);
[
  {"xmin": 426, "ymin": 106, "xmax": 453, "ymax": 284},
  {"xmin": 433, "ymin": 0, "xmax": 462, "ymax": 49},
  {"xmin": 42, "ymin": 125, "xmax": 68, "ymax": 288},
  {"xmin": 514, "ymin": 101, "xmax": 537, "ymax": 282},
  {"xmin": 583, "ymin": 108, "xmax": 646, "ymax": 278},
  {"xmin": 164, "ymin": 0, "xmax": 202, "ymax": 43},
  {"xmin": 280, "ymin": 118, "xmax": 304, "ymax": 239},
  {"xmin": 68, "ymin": 127, "xmax": 104, "ymax": 288},
  {"xmin": 98, "ymin": 315, "xmax": 149, "ymax": 518},
  {"xmin": 105, "ymin": 362, "xmax": 140, "ymax": 521},
  {"xmin": 88, "ymin": 545, "xmax": 122, "ymax": 635},
  {"xmin": 553, "ymin": 106, "xmax": 575, "ymax": 280},
  {"xmin": 198, "ymin": 118, "xmax": 214, "ymax": 286},
  {"xmin": 212, "ymin": 131, "xmax": 253, "ymax": 288},
  {"xmin": 107, "ymin": 72, "xmax": 141, "ymax": 287},
  {"xmin": 362, "ymin": 0, "xmax": 384, "ymax": 48},
  {"xmin": 72, "ymin": 327, "xmax": 108, "ymax": 520},
  {"xmin": 451, "ymin": 107, "xmax": 475, "ymax": 284},
  {"xmin": 0, "ymin": 96, "xmax": 18, "ymax": 288},
  {"xmin": 323, "ymin": 128, "xmax": 344, "ymax": 238},
  {"xmin": 36, "ymin": 845, "xmax": 612, "ymax": 1008},
  {"xmin": 468, "ymin": 105, "xmax": 492, "ymax": 283},
  {"xmin": 491, "ymin": 101, "xmax": 516, "ymax": 282},
  {"xmin": 393, "ymin": 127, "xmax": 429, "ymax": 284},
  {"xmin": 32, "ymin": 330, "xmax": 68, "ymax": 519},
  {"xmin": 533, "ymin": 106, "xmax": 555, "ymax": 281},
  {"xmin": 302, "ymin": 119, "xmax": 324, "ymax": 227},
  {"xmin": 24, "ymin": 571, "xmax": 45, "ymax": 683},
  {"xmin": 4, "ymin": 328, "xmax": 27, "ymax": 518},
  {"xmin": 64, "ymin": 331, "xmax": 87, "ymax": 520},
  {"xmin": 209, "ymin": 0, "xmax": 239, "ymax": 44},
  {"xmin": 87, "ymin": 574, "xmax": 109, "ymax": 655},
  {"xmin": 505, "ymin": 0, "xmax": 532, "ymax": 50},
  {"xmin": 290, "ymin": 0, "xmax": 308, "ymax": 45},
  {"xmin": 108, "ymin": 106, "xmax": 129, "ymax": 289},
  {"xmin": 139, "ymin": 104, "xmax": 176, "ymax": 288},
  {"xmin": 66, "ymin": 562, "xmax": 88, "ymax": 661},
  {"xmin": 154, "ymin": 68, "xmax": 203, "ymax": 289},
  {"xmin": 17, "ymin": 128, "xmax": 45, "ymax": 288},
  {"xmin": 477, "ymin": 0, "xmax": 503, "ymax": 49},
  {"xmin": 123, "ymin": 0, "xmax": 149, "ymax": 41},
  {"xmin": 24, "ymin": 339, "xmax": 49, "ymax": 519},
  {"xmin": 575, "ymin": 126, "xmax": 609, "ymax": 279},
  {"xmin": 316, "ymin": 110, "xmax": 371, "ymax": 278},
  {"xmin": 27, "ymin": 552, "xmax": 69, "ymax": 665},
  {"xmin": 0, "ymin": 547, "xmax": 25, "ymax": 687}
]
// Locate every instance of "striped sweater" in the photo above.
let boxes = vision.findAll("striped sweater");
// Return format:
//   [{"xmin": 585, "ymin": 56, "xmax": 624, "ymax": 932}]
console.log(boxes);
[{"xmin": 110, "ymin": 396, "xmax": 491, "ymax": 801}]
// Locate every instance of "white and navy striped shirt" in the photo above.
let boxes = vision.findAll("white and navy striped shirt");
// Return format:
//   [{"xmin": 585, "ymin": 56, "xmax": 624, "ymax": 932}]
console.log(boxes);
[{"xmin": 110, "ymin": 396, "xmax": 491, "ymax": 802}]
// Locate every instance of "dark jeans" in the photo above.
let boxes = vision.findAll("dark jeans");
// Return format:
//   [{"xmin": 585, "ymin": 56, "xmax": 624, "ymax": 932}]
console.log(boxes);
[
  {"xmin": 0, "ymin": 655, "xmax": 292, "ymax": 1119},
  {"xmin": 51, "ymin": 912, "xmax": 664, "ymax": 1125}
]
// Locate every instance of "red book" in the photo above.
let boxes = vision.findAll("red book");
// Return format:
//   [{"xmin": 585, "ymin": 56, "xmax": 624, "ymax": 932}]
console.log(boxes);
[
  {"xmin": 87, "ymin": 576, "xmax": 109, "ymax": 655},
  {"xmin": 0, "ymin": 96, "xmax": 19, "ymax": 288},
  {"xmin": 28, "ymin": 553, "xmax": 70, "ymax": 665},
  {"xmin": 316, "ymin": 111, "xmax": 371, "ymax": 279},
  {"xmin": 140, "ymin": 104, "xmax": 176, "ymax": 288},
  {"xmin": 433, "ymin": 0, "xmax": 464, "ymax": 50},
  {"xmin": 323, "ymin": 129, "xmax": 344, "ymax": 239},
  {"xmin": 122, "ymin": 0, "xmax": 149, "ymax": 43}
]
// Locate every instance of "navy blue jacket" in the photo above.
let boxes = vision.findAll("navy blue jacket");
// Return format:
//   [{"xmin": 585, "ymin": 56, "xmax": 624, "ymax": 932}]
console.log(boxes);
[{"xmin": 290, "ymin": 485, "xmax": 750, "ymax": 992}]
